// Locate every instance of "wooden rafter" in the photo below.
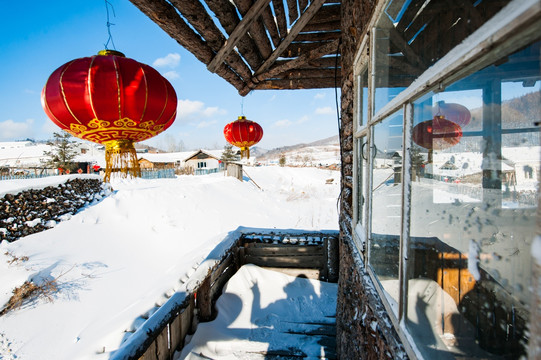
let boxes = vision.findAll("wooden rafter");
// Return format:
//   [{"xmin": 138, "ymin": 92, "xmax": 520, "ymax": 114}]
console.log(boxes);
[
  {"xmin": 207, "ymin": 0, "xmax": 272, "ymax": 73},
  {"xmin": 272, "ymin": 0, "xmax": 289, "ymax": 38},
  {"xmin": 234, "ymin": 0, "xmax": 273, "ymax": 59},
  {"xmin": 128, "ymin": 0, "xmax": 245, "ymax": 90},
  {"xmin": 204, "ymin": 0, "xmax": 263, "ymax": 69},
  {"xmin": 168, "ymin": 0, "xmax": 252, "ymax": 81},
  {"xmin": 254, "ymin": 0, "xmax": 328, "ymax": 77}
]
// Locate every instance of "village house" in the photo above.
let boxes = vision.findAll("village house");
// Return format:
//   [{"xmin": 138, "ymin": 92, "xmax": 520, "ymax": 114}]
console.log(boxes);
[
  {"xmin": 129, "ymin": 0, "xmax": 540, "ymax": 358},
  {"xmin": 184, "ymin": 149, "xmax": 225, "ymax": 175}
]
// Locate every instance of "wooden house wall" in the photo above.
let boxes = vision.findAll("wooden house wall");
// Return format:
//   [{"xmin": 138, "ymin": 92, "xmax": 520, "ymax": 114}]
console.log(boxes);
[{"xmin": 336, "ymin": 0, "xmax": 407, "ymax": 358}]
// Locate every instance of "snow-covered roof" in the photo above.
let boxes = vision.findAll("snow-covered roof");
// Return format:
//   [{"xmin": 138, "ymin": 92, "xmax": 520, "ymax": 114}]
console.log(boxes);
[{"xmin": 184, "ymin": 149, "xmax": 224, "ymax": 162}]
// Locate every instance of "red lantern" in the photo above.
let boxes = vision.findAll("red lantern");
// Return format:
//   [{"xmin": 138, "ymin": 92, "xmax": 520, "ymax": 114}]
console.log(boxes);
[
  {"xmin": 41, "ymin": 50, "xmax": 177, "ymax": 181},
  {"xmin": 433, "ymin": 101, "xmax": 471, "ymax": 127},
  {"xmin": 412, "ymin": 115, "xmax": 463, "ymax": 150},
  {"xmin": 223, "ymin": 116, "xmax": 263, "ymax": 159}
]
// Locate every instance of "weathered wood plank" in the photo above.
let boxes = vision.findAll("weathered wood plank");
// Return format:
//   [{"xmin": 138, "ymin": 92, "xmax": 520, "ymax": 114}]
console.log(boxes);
[
  {"xmin": 169, "ymin": 0, "xmax": 252, "ymax": 80},
  {"xmin": 197, "ymin": 276, "xmax": 213, "ymax": 321},
  {"xmin": 234, "ymin": 0, "xmax": 273, "ymax": 58},
  {"xmin": 210, "ymin": 253, "xmax": 235, "ymax": 284},
  {"xmin": 169, "ymin": 313, "xmax": 182, "ymax": 353},
  {"xmin": 286, "ymin": 0, "xmax": 299, "ymax": 24},
  {"xmin": 154, "ymin": 327, "xmax": 169, "ymax": 360},
  {"xmin": 207, "ymin": 0, "xmax": 272, "ymax": 72},
  {"xmin": 301, "ymin": 20, "xmax": 341, "ymax": 32},
  {"xmin": 251, "ymin": 77, "xmax": 337, "ymax": 91},
  {"xmin": 210, "ymin": 259, "xmax": 238, "ymax": 299},
  {"xmin": 254, "ymin": 0, "xmax": 327, "ymax": 76},
  {"xmin": 272, "ymin": 0, "xmax": 288, "ymax": 38},
  {"xmin": 298, "ymin": 0, "xmax": 308, "ymax": 13},
  {"xmin": 283, "ymin": 41, "xmax": 336, "ymax": 57},
  {"xmin": 244, "ymin": 254, "xmax": 325, "ymax": 267},
  {"xmin": 244, "ymin": 245, "xmax": 324, "ymax": 255},
  {"xmin": 139, "ymin": 340, "xmax": 157, "ymax": 360},
  {"xmin": 204, "ymin": 0, "xmax": 263, "ymax": 69},
  {"xmin": 129, "ymin": 0, "xmax": 246, "ymax": 91},
  {"xmin": 180, "ymin": 299, "xmax": 193, "ymax": 341},
  {"xmin": 261, "ymin": 5, "xmax": 282, "ymax": 47},
  {"xmin": 307, "ymin": 4, "xmax": 340, "ymax": 24},
  {"xmin": 295, "ymin": 31, "xmax": 341, "ymax": 42},
  {"xmin": 252, "ymin": 39, "xmax": 339, "ymax": 84}
]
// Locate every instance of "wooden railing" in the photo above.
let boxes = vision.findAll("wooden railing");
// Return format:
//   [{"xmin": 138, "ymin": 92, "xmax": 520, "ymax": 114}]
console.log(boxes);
[{"xmin": 109, "ymin": 227, "xmax": 339, "ymax": 360}]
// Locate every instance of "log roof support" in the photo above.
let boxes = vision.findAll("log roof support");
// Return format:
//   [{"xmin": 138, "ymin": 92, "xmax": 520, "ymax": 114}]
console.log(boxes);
[
  {"xmin": 207, "ymin": 0, "xmax": 272, "ymax": 73},
  {"xmin": 254, "ymin": 0, "xmax": 328, "ymax": 77}
]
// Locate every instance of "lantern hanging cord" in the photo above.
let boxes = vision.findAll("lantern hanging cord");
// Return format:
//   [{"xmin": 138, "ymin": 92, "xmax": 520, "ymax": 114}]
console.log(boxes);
[
  {"xmin": 104, "ymin": 0, "xmax": 117, "ymax": 50},
  {"xmin": 241, "ymin": 97, "xmax": 245, "ymax": 116}
]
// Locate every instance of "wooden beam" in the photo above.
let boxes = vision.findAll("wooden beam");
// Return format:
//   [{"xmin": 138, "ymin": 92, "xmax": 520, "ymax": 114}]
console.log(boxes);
[
  {"xmin": 261, "ymin": 5, "xmax": 281, "ymax": 47},
  {"xmin": 272, "ymin": 0, "xmax": 289, "ymax": 38},
  {"xmin": 283, "ymin": 41, "xmax": 335, "ymax": 57},
  {"xmin": 207, "ymin": 0, "xmax": 272, "ymax": 73},
  {"xmin": 273, "ymin": 56, "xmax": 339, "ymax": 69},
  {"xmin": 128, "ymin": 0, "xmax": 246, "ymax": 91},
  {"xmin": 251, "ymin": 77, "xmax": 338, "ymax": 91},
  {"xmin": 279, "ymin": 68, "xmax": 341, "ymax": 79},
  {"xmin": 254, "ymin": 38, "xmax": 339, "ymax": 81},
  {"xmin": 307, "ymin": 4, "xmax": 340, "ymax": 24},
  {"xmin": 295, "ymin": 31, "xmax": 341, "ymax": 41},
  {"xmin": 254, "ymin": 0, "xmax": 327, "ymax": 76},
  {"xmin": 301, "ymin": 20, "xmax": 341, "ymax": 32},
  {"xmin": 169, "ymin": 0, "xmax": 252, "ymax": 81},
  {"xmin": 204, "ymin": 0, "xmax": 263, "ymax": 69},
  {"xmin": 286, "ymin": 0, "xmax": 299, "ymax": 25},
  {"xmin": 234, "ymin": 0, "xmax": 273, "ymax": 58}
]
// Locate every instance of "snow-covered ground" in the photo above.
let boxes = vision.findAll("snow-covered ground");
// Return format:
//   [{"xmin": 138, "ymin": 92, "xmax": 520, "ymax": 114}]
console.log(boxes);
[
  {"xmin": 179, "ymin": 264, "xmax": 337, "ymax": 359},
  {"xmin": 0, "ymin": 166, "xmax": 340, "ymax": 360}
]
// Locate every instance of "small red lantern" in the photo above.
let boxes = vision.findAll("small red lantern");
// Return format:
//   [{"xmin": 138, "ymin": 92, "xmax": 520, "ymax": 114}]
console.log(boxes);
[
  {"xmin": 41, "ymin": 50, "xmax": 177, "ymax": 182},
  {"xmin": 412, "ymin": 115, "xmax": 463, "ymax": 150},
  {"xmin": 223, "ymin": 116, "xmax": 263, "ymax": 159},
  {"xmin": 434, "ymin": 101, "xmax": 471, "ymax": 127}
]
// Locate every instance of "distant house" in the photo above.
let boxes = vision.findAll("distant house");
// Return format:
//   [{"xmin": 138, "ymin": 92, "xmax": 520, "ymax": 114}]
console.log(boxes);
[
  {"xmin": 137, "ymin": 152, "xmax": 192, "ymax": 170},
  {"xmin": 184, "ymin": 150, "xmax": 224, "ymax": 175}
]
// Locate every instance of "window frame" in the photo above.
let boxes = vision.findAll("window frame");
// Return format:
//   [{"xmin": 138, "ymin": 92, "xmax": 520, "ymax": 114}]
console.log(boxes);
[{"xmin": 351, "ymin": 0, "xmax": 541, "ymax": 358}]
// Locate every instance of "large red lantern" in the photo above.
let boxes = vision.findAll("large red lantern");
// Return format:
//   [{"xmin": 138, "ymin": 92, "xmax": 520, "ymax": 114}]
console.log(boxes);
[
  {"xmin": 412, "ymin": 115, "xmax": 463, "ymax": 150},
  {"xmin": 41, "ymin": 50, "xmax": 177, "ymax": 182},
  {"xmin": 223, "ymin": 116, "xmax": 263, "ymax": 159}
]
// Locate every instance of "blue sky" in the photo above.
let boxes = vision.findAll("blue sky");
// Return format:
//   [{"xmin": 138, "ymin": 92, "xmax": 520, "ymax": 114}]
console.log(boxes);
[{"xmin": 0, "ymin": 1, "xmax": 339, "ymax": 151}]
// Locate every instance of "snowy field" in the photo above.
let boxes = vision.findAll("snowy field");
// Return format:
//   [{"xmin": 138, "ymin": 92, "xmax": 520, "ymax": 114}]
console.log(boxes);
[{"xmin": 0, "ymin": 166, "xmax": 340, "ymax": 360}]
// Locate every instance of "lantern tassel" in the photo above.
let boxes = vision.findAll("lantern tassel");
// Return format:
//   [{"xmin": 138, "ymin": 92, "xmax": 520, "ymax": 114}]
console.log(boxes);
[
  {"xmin": 240, "ymin": 147, "xmax": 250, "ymax": 159},
  {"xmin": 104, "ymin": 139, "xmax": 141, "ymax": 182}
]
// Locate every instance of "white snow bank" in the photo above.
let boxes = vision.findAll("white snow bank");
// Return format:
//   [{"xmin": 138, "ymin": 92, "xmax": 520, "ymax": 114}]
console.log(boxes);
[
  {"xmin": 178, "ymin": 264, "xmax": 337, "ymax": 359},
  {"xmin": 0, "ymin": 167, "xmax": 339, "ymax": 359}
]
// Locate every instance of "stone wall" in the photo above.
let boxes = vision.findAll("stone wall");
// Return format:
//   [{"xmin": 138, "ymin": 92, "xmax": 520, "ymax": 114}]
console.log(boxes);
[
  {"xmin": 337, "ymin": 0, "xmax": 408, "ymax": 358},
  {"xmin": 0, "ymin": 178, "xmax": 110, "ymax": 242}
]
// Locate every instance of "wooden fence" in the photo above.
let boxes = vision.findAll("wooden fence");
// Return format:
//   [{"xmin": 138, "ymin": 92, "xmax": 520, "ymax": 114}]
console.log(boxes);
[{"xmin": 109, "ymin": 228, "xmax": 339, "ymax": 360}]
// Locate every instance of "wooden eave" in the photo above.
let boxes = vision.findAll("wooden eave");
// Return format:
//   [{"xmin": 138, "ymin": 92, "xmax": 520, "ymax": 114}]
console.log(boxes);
[{"xmin": 129, "ymin": 0, "xmax": 342, "ymax": 96}]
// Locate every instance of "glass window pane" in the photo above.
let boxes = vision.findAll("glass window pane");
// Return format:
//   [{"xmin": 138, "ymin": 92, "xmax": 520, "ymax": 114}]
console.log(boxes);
[
  {"xmin": 407, "ymin": 41, "xmax": 540, "ymax": 358},
  {"xmin": 373, "ymin": 0, "xmax": 511, "ymax": 116},
  {"xmin": 369, "ymin": 110, "xmax": 403, "ymax": 314}
]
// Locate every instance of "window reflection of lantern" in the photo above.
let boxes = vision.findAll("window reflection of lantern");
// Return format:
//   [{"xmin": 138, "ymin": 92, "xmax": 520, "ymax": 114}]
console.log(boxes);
[
  {"xmin": 433, "ymin": 101, "xmax": 471, "ymax": 127},
  {"xmin": 412, "ymin": 115, "xmax": 463, "ymax": 150},
  {"xmin": 223, "ymin": 116, "xmax": 263, "ymax": 159}
]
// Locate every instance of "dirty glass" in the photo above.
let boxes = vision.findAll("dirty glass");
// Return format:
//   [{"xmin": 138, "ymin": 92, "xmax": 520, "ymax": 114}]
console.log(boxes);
[
  {"xmin": 407, "ymin": 40, "xmax": 540, "ymax": 358},
  {"xmin": 354, "ymin": 137, "xmax": 368, "ymax": 252},
  {"xmin": 356, "ymin": 68, "xmax": 369, "ymax": 129},
  {"xmin": 369, "ymin": 110, "xmax": 403, "ymax": 313},
  {"xmin": 373, "ymin": 0, "xmax": 511, "ymax": 115}
]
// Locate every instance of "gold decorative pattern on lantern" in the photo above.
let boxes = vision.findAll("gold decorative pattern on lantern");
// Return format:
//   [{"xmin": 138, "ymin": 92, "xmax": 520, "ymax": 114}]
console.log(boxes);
[{"xmin": 69, "ymin": 118, "xmax": 166, "ymax": 143}]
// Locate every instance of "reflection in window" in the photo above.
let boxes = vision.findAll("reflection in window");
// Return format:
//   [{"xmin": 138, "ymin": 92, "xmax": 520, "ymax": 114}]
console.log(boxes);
[
  {"xmin": 407, "ymin": 41, "xmax": 539, "ymax": 358},
  {"xmin": 369, "ymin": 111, "xmax": 403, "ymax": 313},
  {"xmin": 373, "ymin": 0, "xmax": 510, "ymax": 115}
]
